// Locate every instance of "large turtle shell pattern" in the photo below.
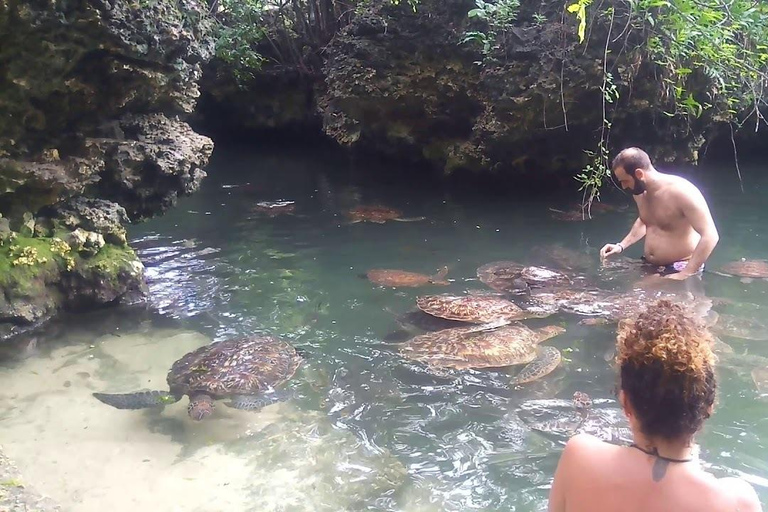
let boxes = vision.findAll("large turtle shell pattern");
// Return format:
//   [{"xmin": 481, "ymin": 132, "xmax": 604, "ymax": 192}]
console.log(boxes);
[
  {"xmin": 417, "ymin": 294, "xmax": 526, "ymax": 323},
  {"xmin": 167, "ymin": 336, "xmax": 301, "ymax": 398},
  {"xmin": 400, "ymin": 323, "xmax": 542, "ymax": 369}
]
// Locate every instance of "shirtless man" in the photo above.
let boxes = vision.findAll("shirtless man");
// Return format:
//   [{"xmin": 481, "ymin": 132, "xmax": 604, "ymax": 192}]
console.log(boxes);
[{"xmin": 599, "ymin": 147, "xmax": 719, "ymax": 280}]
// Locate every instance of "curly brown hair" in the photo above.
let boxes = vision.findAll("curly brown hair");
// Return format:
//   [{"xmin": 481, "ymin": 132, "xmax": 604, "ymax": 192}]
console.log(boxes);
[{"xmin": 616, "ymin": 299, "xmax": 716, "ymax": 440}]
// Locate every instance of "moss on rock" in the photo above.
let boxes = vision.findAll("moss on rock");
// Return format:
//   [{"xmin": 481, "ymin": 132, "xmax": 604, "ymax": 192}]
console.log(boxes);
[{"xmin": 0, "ymin": 232, "xmax": 146, "ymax": 340}]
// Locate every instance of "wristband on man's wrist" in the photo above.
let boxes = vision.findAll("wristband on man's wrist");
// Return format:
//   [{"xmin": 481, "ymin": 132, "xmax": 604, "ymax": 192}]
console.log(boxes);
[{"xmin": 616, "ymin": 243, "xmax": 624, "ymax": 252}]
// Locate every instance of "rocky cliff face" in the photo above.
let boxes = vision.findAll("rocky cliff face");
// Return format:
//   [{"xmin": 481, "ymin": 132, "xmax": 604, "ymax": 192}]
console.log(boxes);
[
  {"xmin": 0, "ymin": 0, "xmax": 215, "ymax": 339},
  {"xmin": 200, "ymin": 0, "xmax": 725, "ymax": 181},
  {"xmin": 316, "ymin": 0, "xmax": 710, "ymax": 180}
]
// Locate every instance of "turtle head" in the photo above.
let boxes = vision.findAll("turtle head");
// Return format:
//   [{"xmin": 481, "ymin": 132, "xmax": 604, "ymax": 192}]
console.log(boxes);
[
  {"xmin": 535, "ymin": 325, "xmax": 566, "ymax": 341},
  {"xmin": 188, "ymin": 394, "xmax": 215, "ymax": 421}
]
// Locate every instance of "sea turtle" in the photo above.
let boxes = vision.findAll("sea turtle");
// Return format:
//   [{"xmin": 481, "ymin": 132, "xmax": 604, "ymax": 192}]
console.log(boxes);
[
  {"xmin": 710, "ymin": 313, "xmax": 768, "ymax": 341},
  {"xmin": 399, "ymin": 322, "xmax": 565, "ymax": 383},
  {"xmin": 416, "ymin": 294, "xmax": 549, "ymax": 323},
  {"xmin": 549, "ymin": 207, "xmax": 589, "ymax": 222},
  {"xmin": 477, "ymin": 261, "xmax": 572, "ymax": 293},
  {"xmin": 345, "ymin": 205, "xmax": 425, "ymax": 224},
  {"xmin": 527, "ymin": 287, "xmax": 615, "ymax": 317},
  {"xmin": 477, "ymin": 261, "xmax": 529, "ymax": 293},
  {"xmin": 252, "ymin": 200, "xmax": 296, "ymax": 217},
  {"xmin": 520, "ymin": 266, "xmax": 573, "ymax": 289},
  {"xmin": 519, "ymin": 392, "xmax": 632, "ymax": 445},
  {"xmin": 92, "ymin": 336, "xmax": 302, "ymax": 420},
  {"xmin": 715, "ymin": 259, "xmax": 768, "ymax": 283},
  {"xmin": 752, "ymin": 367, "xmax": 768, "ymax": 397},
  {"xmin": 393, "ymin": 309, "xmax": 466, "ymax": 332},
  {"xmin": 531, "ymin": 245, "xmax": 593, "ymax": 273},
  {"xmin": 564, "ymin": 288, "xmax": 714, "ymax": 326},
  {"xmin": 367, "ymin": 267, "xmax": 449, "ymax": 287}
]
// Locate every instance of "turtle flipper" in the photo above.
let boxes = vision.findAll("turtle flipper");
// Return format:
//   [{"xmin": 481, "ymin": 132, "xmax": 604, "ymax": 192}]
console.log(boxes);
[
  {"xmin": 225, "ymin": 389, "xmax": 295, "ymax": 411},
  {"xmin": 93, "ymin": 390, "xmax": 180, "ymax": 409},
  {"xmin": 512, "ymin": 346, "xmax": 562, "ymax": 385}
]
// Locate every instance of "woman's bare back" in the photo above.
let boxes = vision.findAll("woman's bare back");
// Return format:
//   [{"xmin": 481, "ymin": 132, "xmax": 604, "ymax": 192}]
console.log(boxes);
[{"xmin": 549, "ymin": 434, "xmax": 761, "ymax": 512}]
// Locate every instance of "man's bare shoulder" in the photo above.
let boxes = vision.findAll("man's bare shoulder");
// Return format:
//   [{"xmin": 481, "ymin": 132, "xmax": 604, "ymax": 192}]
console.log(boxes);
[
  {"xmin": 661, "ymin": 174, "xmax": 708, "ymax": 207},
  {"xmin": 664, "ymin": 173, "xmax": 704, "ymax": 195}
]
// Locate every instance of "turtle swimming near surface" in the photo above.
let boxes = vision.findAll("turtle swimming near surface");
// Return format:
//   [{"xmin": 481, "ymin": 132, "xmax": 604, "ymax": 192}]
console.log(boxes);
[
  {"xmin": 519, "ymin": 392, "xmax": 632, "ymax": 444},
  {"xmin": 345, "ymin": 205, "xmax": 425, "ymax": 224},
  {"xmin": 715, "ymin": 259, "xmax": 768, "ymax": 283},
  {"xmin": 399, "ymin": 321, "xmax": 565, "ymax": 383},
  {"xmin": 477, "ymin": 261, "xmax": 528, "ymax": 293},
  {"xmin": 710, "ymin": 313, "xmax": 768, "ymax": 341},
  {"xmin": 367, "ymin": 267, "xmax": 449, "ymax": 287},
  {"xmin": 477, "ymin": 261, "xmax": 573, "ymax": 294},
  {"xmin": 416, "ymin": 294, "xmax": 549, "ymax": 323},
  {"xmin": 531, "ymin": 245, "xmax": 593, "ymax": 273},
  {"xmin": 92, "ymin": 336, "xmax": 302, "ymax": 420}
]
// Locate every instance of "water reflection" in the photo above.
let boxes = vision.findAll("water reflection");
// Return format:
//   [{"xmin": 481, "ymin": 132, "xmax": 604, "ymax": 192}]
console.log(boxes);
[{"xmin": 2, "ymin": 143, "xmax": 768, "ymax": 510}]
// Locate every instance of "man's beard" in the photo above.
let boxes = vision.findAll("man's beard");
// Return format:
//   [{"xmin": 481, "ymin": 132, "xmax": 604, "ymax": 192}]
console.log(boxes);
[{"xmin": 631, "ymin": 178, "xmax": 646, "ymax": 195}]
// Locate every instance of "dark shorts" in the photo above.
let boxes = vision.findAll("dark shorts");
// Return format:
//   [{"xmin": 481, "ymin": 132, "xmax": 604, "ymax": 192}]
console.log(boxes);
[{"xmin": 641, "ymin": 257, "xmax": 705, "ymax": 276}]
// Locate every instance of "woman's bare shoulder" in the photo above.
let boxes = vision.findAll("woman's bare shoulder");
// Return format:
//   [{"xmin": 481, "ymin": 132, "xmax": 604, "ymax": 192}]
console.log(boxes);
[
  {"xmin": 561, "ymin": 434, "xmax": 621, "ymax": 466},
  {"xmin": 564, "ymin": 433, "xmax": 618, "ymax": 453},
  {"xmin": 716, "ymin": 477, "xmax": 762, "ymax": 512}
]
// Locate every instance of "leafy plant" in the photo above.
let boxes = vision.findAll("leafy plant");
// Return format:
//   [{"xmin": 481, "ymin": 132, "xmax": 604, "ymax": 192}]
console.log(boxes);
[
  {"xmin": 213, "ymin": 0, "xmax": 267, "ymax": 83},
  {"xmin": 462, "ymin": 0, "xmax": 521, "ymax": 57},
  {"xmin": 565, "ymin": 0, "xmax": 768, "ymax": 206}
]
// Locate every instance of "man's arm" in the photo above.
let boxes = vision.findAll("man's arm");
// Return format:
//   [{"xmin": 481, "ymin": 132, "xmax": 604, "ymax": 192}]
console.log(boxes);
[
  {"xmin": 619, "ymin": 217, "xmax": 648, "ymax": 250},
  {"xmin": 671, "ymin": 186, "xmax": 719, "ymax": 277},
  {"xmin": 600, "ymin": 217, "xmax": 647, "ymax": 259}
]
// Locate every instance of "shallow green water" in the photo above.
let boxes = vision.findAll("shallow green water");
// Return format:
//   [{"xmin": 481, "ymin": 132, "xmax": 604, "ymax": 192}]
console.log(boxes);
[{"xmin": 1, "ymin": 142, "xmax": 768, "ymax": 511}]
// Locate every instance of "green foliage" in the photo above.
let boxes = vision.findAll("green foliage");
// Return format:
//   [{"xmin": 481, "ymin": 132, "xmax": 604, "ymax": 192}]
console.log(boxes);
[
  {"xmin": 213, "ymin": 0, "xmax": 267, "ymax": 84},
  {"xmin": 390, "ymin": 0, "xmax": 419, "ymax": 12},
  {"xmin": 565, "ymin": 0, "xmax": 768, "ymax": 206},
  {"xmin": 631, "ymin": 0, "xmax": 768, "ymax": 122},
  {"xmin": 212, "ymin": 0, "xmax": 423, "ymax": 85},
  {"xmin": 461, "ymin": 0, "xmax": 521, "ymax": 58}
]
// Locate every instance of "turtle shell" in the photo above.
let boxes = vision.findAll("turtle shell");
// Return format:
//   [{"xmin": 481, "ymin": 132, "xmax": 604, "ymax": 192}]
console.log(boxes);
[
  {"xmin": 167, "ymin": 336, "xmax": 301, "ymax": 398},
  {"xmin": 719, "ymin": 260, "xmax": 768, "ymax": 279},
  {"xmin": 400, "ymin": 323, "xmax": 544, "ymax": 369},
  {"xmin": 530, "ymin": 245, "xmax": 593, "ymax": 272},
  {"xmin": 395, "ymin": 310, "xmax": 466, "ymax": 332},
  {"xmin": 416, "ymin": 294, "xmax": 528, "ymax": 323},
  {"xmin": 367, "ymin": 269, "xmax": 447, "ymax": 287},
  {"xmin": 477, "ymin": 261, "xmax": 527, "ymax": 293},
  {"xmin": 711, "ymin": 314, "xmax": 768, "ymax": 341},
  {"xmin": 520, "ymin": 266, "xmax": 572, "ymax": 288},
  {"xmin": 346, "ymin": 205, "xmax": 403, "ymax": 223}
]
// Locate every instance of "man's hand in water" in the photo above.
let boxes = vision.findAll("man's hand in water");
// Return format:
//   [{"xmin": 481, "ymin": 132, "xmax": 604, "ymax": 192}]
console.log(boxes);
[
  {"xmin": 664, "ymin": 272, "xmax": 692, "ymax": 281},
  {"xmin": 600, "ymin": 243, "xmax": 623, "ymax": 260}
]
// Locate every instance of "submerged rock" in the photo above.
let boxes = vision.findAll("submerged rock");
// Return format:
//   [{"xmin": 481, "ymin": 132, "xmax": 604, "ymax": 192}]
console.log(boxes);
[{"xmin": 0, "ymin": 446, "xmax": 61, "ymax": 512}]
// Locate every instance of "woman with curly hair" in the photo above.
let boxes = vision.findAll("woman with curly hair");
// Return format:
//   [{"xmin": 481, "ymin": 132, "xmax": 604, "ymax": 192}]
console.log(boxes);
[{"xmin": 548, "ymin": 299, "xmax": 761, "ymax": 512}]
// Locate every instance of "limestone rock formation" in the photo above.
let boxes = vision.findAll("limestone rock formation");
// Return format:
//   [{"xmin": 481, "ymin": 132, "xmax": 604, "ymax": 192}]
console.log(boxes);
[{"xmin": 0, "ymin": 0, "xmax": 214, "ymax": 339}]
